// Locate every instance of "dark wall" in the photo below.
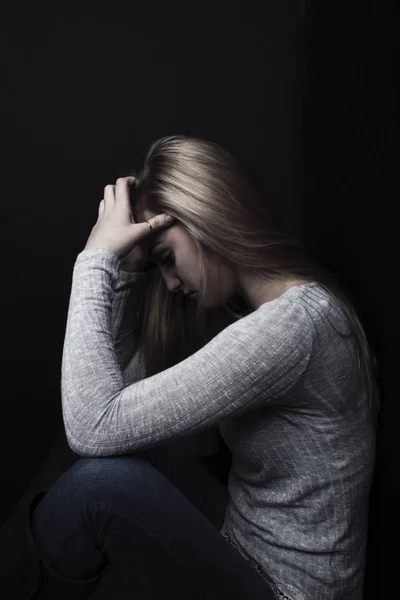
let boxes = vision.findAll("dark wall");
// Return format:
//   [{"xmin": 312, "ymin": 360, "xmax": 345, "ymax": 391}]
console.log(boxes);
[{"xmin": 1, "ymin": 1, "xmax": 397, "ymax": 597}]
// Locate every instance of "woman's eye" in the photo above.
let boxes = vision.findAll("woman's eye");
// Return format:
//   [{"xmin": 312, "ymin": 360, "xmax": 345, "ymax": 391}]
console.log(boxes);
[{"xmin": 161, "ymin": 251, "xmax": 175, "ymax": 266}]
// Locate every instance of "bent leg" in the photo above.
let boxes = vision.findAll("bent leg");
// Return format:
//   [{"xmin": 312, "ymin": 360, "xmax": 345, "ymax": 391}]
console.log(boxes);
[{"xmin": 31, "ymin": 455, "xmax": 275, "ymax": 599}]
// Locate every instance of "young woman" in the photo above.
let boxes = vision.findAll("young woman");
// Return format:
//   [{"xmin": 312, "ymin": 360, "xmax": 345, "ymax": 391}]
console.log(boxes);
[{"xmin": 19, "ymin": 135, "xmax": 378, "ymax": 599}]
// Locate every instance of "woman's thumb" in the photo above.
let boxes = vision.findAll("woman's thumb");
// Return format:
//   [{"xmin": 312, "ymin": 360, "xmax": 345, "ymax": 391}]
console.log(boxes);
[
  {"xmin": 147, "ymin": 214, "xmax": 176, "ymax": 230},
  {"xmin": 134, "ymin": 213, "xmax": 176, "ymax": 243}
]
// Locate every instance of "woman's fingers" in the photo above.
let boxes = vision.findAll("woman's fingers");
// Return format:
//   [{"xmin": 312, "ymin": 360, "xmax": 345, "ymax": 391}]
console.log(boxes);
[
  {"xmin": 103, "ymin": 184, "xmax": 115, "ymax": 210},
  {"xmin": 115, "ymin": 177, "xmax": 135, "ymax": 215},
  {"xmin": 134, "ymin": 214, "xmax": 176, "ymax": 244},
  {"xmin": 100, "ymin": 177, "xmax": 176, "ymax": 250}
]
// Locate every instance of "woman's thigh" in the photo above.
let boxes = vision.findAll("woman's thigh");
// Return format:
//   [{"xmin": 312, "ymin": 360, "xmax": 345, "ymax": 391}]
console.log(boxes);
[{"xmin": 32, "ymin": 454, "xmax": 275, "ymax": 599}]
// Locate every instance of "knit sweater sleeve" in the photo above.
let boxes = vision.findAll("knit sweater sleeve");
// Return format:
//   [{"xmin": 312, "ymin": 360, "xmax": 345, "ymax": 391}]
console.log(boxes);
[
  {"xmin": 110, "ymin": 266, "xmax": 148, "ymax": 378},
  {"xmin": 61, "ymin": 248, "xmax": 314, "ymax": 457},
  {"xmin": 110, "ymin": 262, "xmax": 220, "ymax": 457}
]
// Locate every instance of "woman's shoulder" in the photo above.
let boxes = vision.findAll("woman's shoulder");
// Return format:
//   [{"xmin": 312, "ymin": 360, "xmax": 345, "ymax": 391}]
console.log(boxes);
[{"xmin": 284, "ymin": 282, "xmax": 353, "ymax": 336}]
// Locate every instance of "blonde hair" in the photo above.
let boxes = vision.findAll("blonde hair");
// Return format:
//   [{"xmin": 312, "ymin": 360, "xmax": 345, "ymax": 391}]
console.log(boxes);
[{"xmin": 128, "ymin": 134, "xmax": 380, "ymax": 415}]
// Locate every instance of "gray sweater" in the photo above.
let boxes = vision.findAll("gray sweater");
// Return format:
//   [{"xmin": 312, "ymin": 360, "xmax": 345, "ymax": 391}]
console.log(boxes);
[{"xmin": 61, "ymin": 248, "xmax": 376, "ymax": 600}]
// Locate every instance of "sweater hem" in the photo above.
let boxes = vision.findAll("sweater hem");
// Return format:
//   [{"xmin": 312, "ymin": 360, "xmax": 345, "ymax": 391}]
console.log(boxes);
[{"xmin": 220, "ymin": 530, "xmax": 305, "ymax": 600}]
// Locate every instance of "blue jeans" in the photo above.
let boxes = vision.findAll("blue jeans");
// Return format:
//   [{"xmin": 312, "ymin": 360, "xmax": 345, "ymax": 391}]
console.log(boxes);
[{"xmin": 31, "ymin": 447, "xmax": 276, "ymax": 599}]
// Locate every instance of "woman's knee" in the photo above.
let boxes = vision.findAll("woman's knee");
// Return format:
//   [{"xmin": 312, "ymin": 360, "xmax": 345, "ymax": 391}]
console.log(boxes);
[{"xmin": 41, "ymin": 454, "xmax": 151, "ymax": 510}]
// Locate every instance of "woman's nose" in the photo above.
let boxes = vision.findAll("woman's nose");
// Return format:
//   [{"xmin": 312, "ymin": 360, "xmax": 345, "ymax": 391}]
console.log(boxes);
[{"xmin": 163, "ymin": 273, "xmax": 182, "ymax": 294}]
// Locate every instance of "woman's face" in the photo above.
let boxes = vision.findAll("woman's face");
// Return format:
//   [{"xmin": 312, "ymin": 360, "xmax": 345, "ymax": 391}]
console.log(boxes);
[{"xmin": 137, "ymin": 208, "xmax": 237, "ymax": 308}]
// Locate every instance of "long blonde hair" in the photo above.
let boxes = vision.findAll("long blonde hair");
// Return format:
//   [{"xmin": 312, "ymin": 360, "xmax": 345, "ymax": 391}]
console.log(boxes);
[{"xmin": 128, "ymin": 134, "xmax": 380, "ymax": 415}]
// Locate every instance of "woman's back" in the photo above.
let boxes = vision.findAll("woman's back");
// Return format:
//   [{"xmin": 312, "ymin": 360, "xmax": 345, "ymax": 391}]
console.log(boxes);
[{"xmin": 219, "ymin": 282, "xmax": 376, "ymax": 600}]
